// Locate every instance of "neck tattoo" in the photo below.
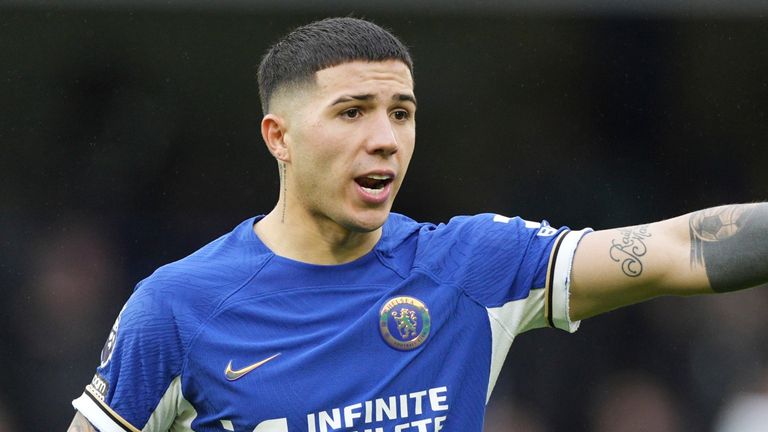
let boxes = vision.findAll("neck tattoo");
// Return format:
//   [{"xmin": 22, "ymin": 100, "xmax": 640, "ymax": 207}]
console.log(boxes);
[{"xmin": 279, "ymin": 162, "xmax": 287, "ymax": 223}]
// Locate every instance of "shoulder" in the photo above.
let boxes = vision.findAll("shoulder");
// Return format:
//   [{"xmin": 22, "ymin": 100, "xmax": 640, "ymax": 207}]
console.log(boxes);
[
  {"xmin": 383, "ymin": 212, "xmax": 542, "ymax": 260},
  {"xmin": 382, "ymin": 212, "xmax": 425, "ymax": 236},
  {"xmin": 148, "ymin": 217, "xmax": 270, "ymax": 287},
  {"xmin": 416, "ymin": 213, "xmax": 545, "ymax": 247},
  {"xmin": 123, "ymin": 217, "xmax": 273, "ymax": 344},
  {"xmin": 146, "ymin": 217, "xmax": 270, "ymax": 289},
  {"xmin": 410, "ymin": 213, "xmax": 567, "ymax": 284},
  {"xmin": 384, "ymin": 212, "xmax": 536, "ymax": 241}
]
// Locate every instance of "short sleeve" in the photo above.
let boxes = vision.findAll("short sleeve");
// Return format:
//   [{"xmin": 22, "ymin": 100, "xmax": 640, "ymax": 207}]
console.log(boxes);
[
  {"xmin": 416, "ymin": 213, "xmax": 590, "ymax": 334},
  {"xmin": 72, "ymin": 281, "xmax": 186, "ymax": 432}
]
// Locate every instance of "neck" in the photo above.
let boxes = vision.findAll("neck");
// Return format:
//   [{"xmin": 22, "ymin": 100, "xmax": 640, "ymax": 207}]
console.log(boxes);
[{"xmin": 255, "ymin": 205, "xmax": 383, "ymax": 265}]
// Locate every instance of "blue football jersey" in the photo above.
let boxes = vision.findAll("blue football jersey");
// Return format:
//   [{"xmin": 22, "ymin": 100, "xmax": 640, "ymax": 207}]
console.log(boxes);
[{"xmin": 73, "ymin": 213, "xmax": 589, "ymax": 432}]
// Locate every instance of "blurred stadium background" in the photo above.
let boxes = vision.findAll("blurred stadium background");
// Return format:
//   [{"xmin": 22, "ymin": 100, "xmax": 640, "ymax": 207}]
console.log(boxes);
[{"xmin": 1, "ymin": 1, "xmax": 768, "ymax": 431}]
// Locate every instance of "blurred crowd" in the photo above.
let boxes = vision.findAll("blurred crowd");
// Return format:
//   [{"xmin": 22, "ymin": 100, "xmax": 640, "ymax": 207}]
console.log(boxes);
[{"xmin": 485, "ymin": 367, "xmax": 768, "ymax": 432}]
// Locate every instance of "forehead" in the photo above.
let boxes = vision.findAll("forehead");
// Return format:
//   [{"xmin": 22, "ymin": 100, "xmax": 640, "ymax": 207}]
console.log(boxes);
[{"xmin": 313, "ymin": 60, "xmax": 414, "ymax": 99}]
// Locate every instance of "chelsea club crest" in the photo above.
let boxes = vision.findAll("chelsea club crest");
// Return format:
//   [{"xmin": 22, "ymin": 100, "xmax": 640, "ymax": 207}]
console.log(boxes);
[{"xmin": 379, "ymin": 296, "xmax": 431, "ymax": 350}]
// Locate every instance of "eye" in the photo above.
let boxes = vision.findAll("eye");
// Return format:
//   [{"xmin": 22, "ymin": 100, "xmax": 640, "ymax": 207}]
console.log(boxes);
[
  {"xmin": 341, "ymin": 108, "xmax": 361, "ymax": 119},
  {"xmin": 391, "ymin": 109, "xmax": 410, "ymax": 121}
]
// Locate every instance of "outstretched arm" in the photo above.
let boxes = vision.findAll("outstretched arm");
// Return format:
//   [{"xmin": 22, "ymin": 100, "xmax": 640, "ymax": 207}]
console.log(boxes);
[
  {"xmin": 67, "ymin": 412, "xmax": 97, "ymax": 432},
  {"xmin": 570, "ymin": 203, "xmax": 768, "ymax": 321}
]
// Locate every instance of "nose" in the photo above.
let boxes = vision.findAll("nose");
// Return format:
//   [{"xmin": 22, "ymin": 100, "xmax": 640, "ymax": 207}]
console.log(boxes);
[{"xmin": 365, "ymin": 111, "xmax": 398, "ymax": 156}]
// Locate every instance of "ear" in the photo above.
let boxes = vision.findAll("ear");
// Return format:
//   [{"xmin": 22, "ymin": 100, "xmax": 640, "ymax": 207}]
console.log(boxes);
[{"xmin": 261, "ymin": 113, "xmax": 290, "ymax": 162}]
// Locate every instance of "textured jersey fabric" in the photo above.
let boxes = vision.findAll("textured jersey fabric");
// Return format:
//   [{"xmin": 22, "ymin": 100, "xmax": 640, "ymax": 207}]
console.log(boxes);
[{"xmin": 73, "ymin": 212, "xmax": 589, "ymax": 432}]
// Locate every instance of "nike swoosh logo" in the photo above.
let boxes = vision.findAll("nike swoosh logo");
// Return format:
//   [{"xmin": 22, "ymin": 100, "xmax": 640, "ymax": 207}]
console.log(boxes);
[{"xmin": 225, "ymin": 353, "xmax": 281, "ymax": 381}]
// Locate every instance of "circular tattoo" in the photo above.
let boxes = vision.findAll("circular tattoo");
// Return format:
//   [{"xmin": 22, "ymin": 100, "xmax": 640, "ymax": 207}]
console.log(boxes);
[{"xmin": 689, "ymin": 206, "xmax": 745, "ymax": 242}]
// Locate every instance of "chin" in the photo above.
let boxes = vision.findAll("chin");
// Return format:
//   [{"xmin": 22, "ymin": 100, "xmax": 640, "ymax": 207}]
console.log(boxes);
[
  {"xmin": 346, "ymin": 218, "xmax": 387, "ymax": 234},
  {"xmin": 344, "ymin": 209, "xmax": 391, "ymax": 233}
]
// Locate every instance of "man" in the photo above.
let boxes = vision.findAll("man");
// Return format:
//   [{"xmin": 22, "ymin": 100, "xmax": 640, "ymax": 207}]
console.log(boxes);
[{"xmin": 69, "ymin": 17, "xmax": 768, "ymax": 432}]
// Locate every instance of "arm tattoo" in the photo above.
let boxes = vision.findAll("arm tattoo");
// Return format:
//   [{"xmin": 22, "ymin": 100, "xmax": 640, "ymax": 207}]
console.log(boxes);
[
  {"xmin": 689, "ymin": 203, "xmax": 768, "ymax": 292},
  {"xmin": 67, "ymin": 412, "xmax": 98, "ymax": 432},
  {"xmin": 609, "ymin": 224, "xmax": 652, "ymax": 277}
]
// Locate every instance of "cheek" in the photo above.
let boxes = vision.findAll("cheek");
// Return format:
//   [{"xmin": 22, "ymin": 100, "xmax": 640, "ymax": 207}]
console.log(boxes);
[
  {"xmin": 397, "ymin": 130, "xmax": 416, "ymax": 163},
  {"xmin": 308, "ymin": 126, "xmax": 356, "ymax": 165},
  {"xmin": 395, "ymin": 123, "xmax": 415, "ymax": 146},
  {"xmin": 292, "ymin": 135, "xmax": 347, "ymax": 187}
]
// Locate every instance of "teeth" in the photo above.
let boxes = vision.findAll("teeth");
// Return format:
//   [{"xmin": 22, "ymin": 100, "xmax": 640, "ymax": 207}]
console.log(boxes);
[
  {"xmin": 367, "ymin": 174, "xmax": 391, "ymax": 180},
  {"xmin": 361, "ymin": 187, "xmax": 385, "ymax": 195}
]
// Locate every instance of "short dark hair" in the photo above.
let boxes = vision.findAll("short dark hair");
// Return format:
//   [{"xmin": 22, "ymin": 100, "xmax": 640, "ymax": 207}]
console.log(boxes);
[{"xmin": 257, "ymin": 17, "xmax": 413, "ymax": 113}]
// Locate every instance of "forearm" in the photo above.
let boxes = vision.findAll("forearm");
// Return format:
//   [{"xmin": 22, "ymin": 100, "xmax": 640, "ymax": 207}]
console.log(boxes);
[
  {"xmin": 689, "ymin": 202, "xmax": 768, "ymax": 292},
  {"xmin": 67, "ymin": 412, "xmax": 97, "ymax": 432},
  {"xmin": 570, "ymin": 202, "xmax": 768, "ymax": 320}
]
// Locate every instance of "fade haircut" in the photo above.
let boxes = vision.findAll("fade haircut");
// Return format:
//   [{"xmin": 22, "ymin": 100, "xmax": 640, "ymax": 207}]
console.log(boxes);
[{"xmin": 257, "ymin": 17, "xmax": 413, "ymax": 113}]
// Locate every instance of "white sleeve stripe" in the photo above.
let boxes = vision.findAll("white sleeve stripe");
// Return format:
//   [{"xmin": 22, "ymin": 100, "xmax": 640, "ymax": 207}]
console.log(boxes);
[
  {"xmin": 72, "ymin": 376, "xmax": 193, "ymax": 432},
  {"xmin": 547, "ymin": 229, "xmax": 590, "ymax": 332},
  {"xmin": 485, "ymin": 289, "xmax": 545, "ymax": 402},
  {"xmin": 144, "ymin": 375, "xmax": 197, "ymax": 431},
  {"xmin": 72, "ymin": 390, "xmax": 140, "ymax": 432},
  {"xmin": 544, "ymin": 231, "xmax": 568, "ymax": 328}
]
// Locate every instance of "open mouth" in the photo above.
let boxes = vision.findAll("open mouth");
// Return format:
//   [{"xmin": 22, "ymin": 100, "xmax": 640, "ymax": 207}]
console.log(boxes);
[{"xmin": 355, "ymin": 174, "xmax": 393, "ymax": 195}]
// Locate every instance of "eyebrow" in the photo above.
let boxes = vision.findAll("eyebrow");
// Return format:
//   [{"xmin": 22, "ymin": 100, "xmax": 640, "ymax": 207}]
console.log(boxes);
[
  {"xmin": 330, "ymin": 93, "xmax": 417, "ymax": 107},
  {"xmin": 395, "ymin": 93, "xmax": 418, "ymax": 106}
]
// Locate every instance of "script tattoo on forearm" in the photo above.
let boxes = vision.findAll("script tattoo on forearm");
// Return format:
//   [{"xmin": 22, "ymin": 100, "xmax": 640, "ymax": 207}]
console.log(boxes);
[
  {"xmin": 609, "ymin": 224, "xmax": 652, "ymax": 277},
  {"xmin": 689, "ymin": 203, "xmax": 768, "ymax": 292}
]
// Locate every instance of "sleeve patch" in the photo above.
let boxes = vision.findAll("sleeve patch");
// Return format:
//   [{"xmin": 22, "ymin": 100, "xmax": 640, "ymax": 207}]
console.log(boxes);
[
  {"xmin": 100, "ymin": 304, "xmax": 126, "ymax": 368},
  {"xmin": 89, "ymin": 373, "xmax": 110, "ymax": 400}
]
